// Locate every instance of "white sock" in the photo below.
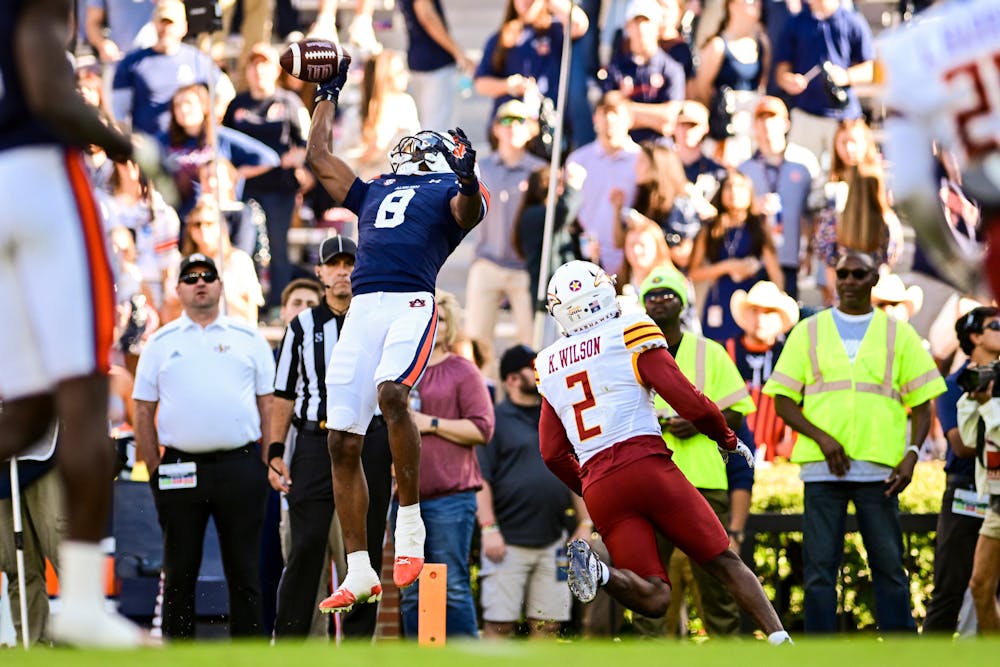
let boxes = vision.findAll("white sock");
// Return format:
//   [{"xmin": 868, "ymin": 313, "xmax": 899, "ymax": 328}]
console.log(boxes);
[
  {"xmin": 394, "ymin": 503, "xmax": 425, "ymax": 559},
  {"xmin": 396, "ymin": 502, "xmax": 421, "ymax": 521},
  {"xmin": 59, "ymin": 541, "xmax": 106, "ymax": 612},
  {"xmin": 767, "ymin": 630, "xmax": 793, "ymax": 645},
  {"xmin": 342, "ymin": 551, "xmax": 378, "ymax": 591}
]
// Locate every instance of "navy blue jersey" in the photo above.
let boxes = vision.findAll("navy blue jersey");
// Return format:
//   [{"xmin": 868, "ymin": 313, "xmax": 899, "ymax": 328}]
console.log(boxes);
[
  {"xmin": 345, "ymin": 173, "xmax": 485, "ymax": 295},
  {"xmin": 0, "ymin": 0, "xmax": 63, "ymax": 151},
  {"xmin": 396, "ymin": 0, "xmax": 455, "ymax": 73}
]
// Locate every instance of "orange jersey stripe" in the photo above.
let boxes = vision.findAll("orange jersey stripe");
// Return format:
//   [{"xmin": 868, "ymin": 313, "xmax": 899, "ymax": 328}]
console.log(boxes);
[
  {"xmin": 400, "ymin": 301, "xmax": 438, "ymax": 387},
  {"xmin": 64, "ymin": 149, "xmax": 114, "ymax": 373}
]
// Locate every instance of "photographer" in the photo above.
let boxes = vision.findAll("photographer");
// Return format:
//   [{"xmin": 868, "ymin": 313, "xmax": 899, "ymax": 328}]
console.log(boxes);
[
  {"xmin": 924, "ymin": 307, "xmax": 999, "ymax": 632},
  {"xmin": 957, "ymin": 307, "xmax": 1000, "ymax": 634}
]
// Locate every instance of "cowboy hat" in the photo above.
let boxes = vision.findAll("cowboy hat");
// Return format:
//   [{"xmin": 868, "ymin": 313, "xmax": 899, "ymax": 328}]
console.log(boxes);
[
  {"xmin": 871, "ymin": 272, "xmax": 924, "ymax": 317},
  {"xmin": 731, "ymin": 281, "xmax": 799, "ymax": 334}
]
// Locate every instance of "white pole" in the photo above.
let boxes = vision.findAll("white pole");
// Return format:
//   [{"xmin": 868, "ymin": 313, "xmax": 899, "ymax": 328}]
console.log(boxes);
[
  {"xmin": 9, "ymin": 459, "xmax": 30, "ymax": 650},
  {"xmin": 532, "ymin": 0, "xmax": 578, "ymax": 350}
]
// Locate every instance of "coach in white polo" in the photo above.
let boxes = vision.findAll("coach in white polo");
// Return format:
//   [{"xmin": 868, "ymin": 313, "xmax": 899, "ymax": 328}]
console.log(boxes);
[{"xmin": 133, "ymin": 252, "xmax": 275, "ymax": 639}]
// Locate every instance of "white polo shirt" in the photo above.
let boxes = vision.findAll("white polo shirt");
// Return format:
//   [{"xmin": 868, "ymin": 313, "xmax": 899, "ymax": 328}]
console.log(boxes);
[{"xmin": 133, "ymin": 312, "xmax": 276, "ymax": 453}]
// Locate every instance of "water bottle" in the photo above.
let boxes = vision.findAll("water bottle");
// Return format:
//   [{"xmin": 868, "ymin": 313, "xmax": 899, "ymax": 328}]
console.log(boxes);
[
  {"xmin": 458, "ymin": 73, "xmax": 473, "ymax": 100},
  {"xmin": 408, "ymin": 386, "xmax": 421, "ymax": 411}
]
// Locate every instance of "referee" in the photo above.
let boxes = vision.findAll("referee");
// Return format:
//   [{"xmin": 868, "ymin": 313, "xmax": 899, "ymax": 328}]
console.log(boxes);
[
  {"xmin": 133, "ymin": 253, "xmax": 276, "ymax": 639},
  {"xmin": 268, "ymin": 236, "xmax": 392, "ymax": 639}
]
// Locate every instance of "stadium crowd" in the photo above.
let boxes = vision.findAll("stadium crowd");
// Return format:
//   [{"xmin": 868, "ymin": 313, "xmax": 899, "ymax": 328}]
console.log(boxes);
[{"xmin": 2, "ymin": 0, "xmax": 999, "ymax": 646}]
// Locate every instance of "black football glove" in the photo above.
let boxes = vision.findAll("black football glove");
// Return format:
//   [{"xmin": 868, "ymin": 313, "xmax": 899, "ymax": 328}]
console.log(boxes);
[
  {"xmin": 442, "ymin": 127, "xmax": 477, "ymax": 184},
  {"xmin": 314, "ymin": 54, "xmax": 352, "ymax": 106}
]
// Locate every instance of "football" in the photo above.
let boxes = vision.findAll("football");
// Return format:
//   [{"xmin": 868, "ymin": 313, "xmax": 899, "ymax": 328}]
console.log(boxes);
[{"xmin": 279, "ymin": 39, "xmax": 348, "ymax": 83}]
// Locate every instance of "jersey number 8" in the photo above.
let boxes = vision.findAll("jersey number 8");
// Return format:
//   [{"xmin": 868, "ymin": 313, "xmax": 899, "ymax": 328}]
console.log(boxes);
[{"xmin": 374, "ymin": 188, "xmax": 416, "ymax": 228}]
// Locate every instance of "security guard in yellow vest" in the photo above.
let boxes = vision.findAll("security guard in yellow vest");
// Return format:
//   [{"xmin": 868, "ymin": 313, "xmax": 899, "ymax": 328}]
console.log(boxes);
[
  {"xmin": 763, "ymin": 251, "xmax": 945, "ymax": 634},
  {"xmin": 632, "ymin": 266, "xmax": 757, "ymax": 636}
]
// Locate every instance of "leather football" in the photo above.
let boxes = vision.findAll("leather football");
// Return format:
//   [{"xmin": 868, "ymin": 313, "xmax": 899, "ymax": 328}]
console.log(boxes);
[{"xmin": 279, "ymin": 39, "xmax": 347, "ymax": 83}]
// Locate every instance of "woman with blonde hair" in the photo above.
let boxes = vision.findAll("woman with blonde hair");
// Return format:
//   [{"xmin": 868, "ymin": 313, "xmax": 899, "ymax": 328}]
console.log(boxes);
[
  {"xmin": 181, "ymin": 196, "xmax": 264, "ymax": 324},
  {"xmin": 357, "ymin": 50, "xmax": 421, "ymax": 176},
  {"xmin": 395, "ymin": 288, "xmax": 494, "ymax": 638}
]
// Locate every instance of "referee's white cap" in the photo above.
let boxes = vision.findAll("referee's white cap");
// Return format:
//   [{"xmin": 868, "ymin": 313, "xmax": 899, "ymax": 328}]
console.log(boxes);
[{"xmin": 318, "ymin": 235, "xmax": 358, "ymax": 264}]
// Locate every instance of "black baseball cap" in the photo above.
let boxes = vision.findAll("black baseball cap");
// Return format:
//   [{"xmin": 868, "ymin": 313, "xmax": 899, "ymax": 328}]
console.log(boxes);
[
  {"xmin": 179, "ymin": 252, "xmax": 217, "ymax": 275},
  {"xmin": 499, "ymin": 344, "xmax": 536, "ymax": 380},
  {"xmin": 956, "ymin": 306, "xmax": 999, "ymax": 354},
  {"xmin": 318, "ymin": 235, "xmax": 357, "ymax": 264}
]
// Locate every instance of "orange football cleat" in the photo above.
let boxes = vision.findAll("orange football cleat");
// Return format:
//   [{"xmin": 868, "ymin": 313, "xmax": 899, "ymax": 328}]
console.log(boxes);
[
  {"xmin": 318, "ymin": 583, "xmax": 383, "ymax": 614},
  {"xmin": 393, "ymin": 556, "xmax": 425, "ymax": 588}
]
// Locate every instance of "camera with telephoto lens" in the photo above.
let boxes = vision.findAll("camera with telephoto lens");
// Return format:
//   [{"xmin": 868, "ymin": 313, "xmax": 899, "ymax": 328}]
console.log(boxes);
[{"xmin": 957, "ymin": 361, "xmax": 1000, "ymax": 394}]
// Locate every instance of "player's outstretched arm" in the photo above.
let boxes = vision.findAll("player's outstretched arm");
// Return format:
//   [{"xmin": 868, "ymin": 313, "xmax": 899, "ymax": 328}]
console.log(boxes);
[
  {"xmin": 305, "ymin": 58, "xmax": 358, "ymax": 204},
  {"xmin": 636, "ymin": 347, "xmax": 738, "ymax": 451},
  {"xmin": 539, "ymin": 399, "xmax": 584, "ymax": 497},
  {"xmin": 444, "ymin": 127, "xmax": 487, "ymax": 230},
  {"xmin": 15, "ymin": 0, "xmax": 132, "ymax": 161}
]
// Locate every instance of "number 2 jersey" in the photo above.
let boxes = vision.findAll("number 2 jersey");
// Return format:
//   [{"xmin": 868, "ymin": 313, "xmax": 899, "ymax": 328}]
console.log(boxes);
[
  {"xmin": 342, "ymin": 172, "xmax": 489, "ymax": 295},
  {"xmin": 535, "ymin": 311, "xmax": 736, "ymax": 495},
  {"xmin": 878, "ymin": 0, "xmax": 1000, "ymax": 200}
]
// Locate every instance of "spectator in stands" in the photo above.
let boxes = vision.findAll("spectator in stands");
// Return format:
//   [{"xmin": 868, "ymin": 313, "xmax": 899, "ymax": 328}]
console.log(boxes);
[
  {"xmin": 196, "ymin": 159, "xmax": 268, "ymax": 262},
  {"xmin": 565, "ymin": 91, "xmax": 641, "ymax": 273},
  {"xmin": 106, "ymin": 158, "xmax": 181, "ymax": 311},
  {"xmin": 871, "ymin": 273, "xmax": 924, "ymax": 324},
  {"xmin": 395, "ymin": 290, "xmax": 495, "ymax": 639},
  {"xmin": 85, "ymin": 0, "xmax": 156, "ymax": 65},
  {"xmin": 672, "ymin": 100, "xmax": 727, "ymax": 187},
  {"xmin": 774, "ymin": 0, "xmax": 875, "ymax": 166},
  {"xmin": 397, "ymin": 0, "xmax": 475, "ymax": 132},
  {"xmin": 689, "ymin": 169, "xmax": 783, "ymax": 342},
  {"xmin": 224, "ymin": 43, "xmax": 310, "ymax": 313},
  {"xmin": 923, "ymin": 307, "xmax": 998, "ymax": 633},
  {"xmin": 738, "ymin": 95, "xmax": 820, "ymax": 300},
  {"xmin": 0, "ymin": 423, "xmax": 61, "ymax": 646},
  {"xmin": 658, "ymin": 0, "xmax": 697, "ymax": 90},
  {"xmin": 603, "ymin": 0, "xmax": 686, "ymax": 144},
  {"xmin": 514, "ymin": 165, "xmax": 580, "ymax": 303},
  {"xmin": 765, "ymin": 249, "xmax": 945, "ymax": 634},
  {"xmin": 133, "ymin": 253, "xmax": 275, "ymax": 639},
  {"xmin": 181, "ymin": 196, "xmax": 264, "ymax": 324},
  {"xmin": 112, "ymin": 0, "xmax": 235, "ymax": 135},
  {"xmin": 162, "ymin": 84, "xmax": 280, "ymax": 218},
  {"xmin": 694, "ymin": 0, "xmax": 770, "ymax": 166},
  {"xmin": 726, "ymin": 280, "xmax": 799, "ymax": 461},
  {"xmin": 216, "ymin": 0, "xmax": 274, "ymax": 89},
  {"xmin": 466, "ymin": 100, "xmax": 546, "ymax": 356},
  {"xmin": 474, "ymin": 0, "xmax": 589, "ymax": 145},
  {"xmin": 476, "ymin": 345, "xmax": 589, "ymax": 638},
  {"xmin": 356, "ymin": 50, "xmax": 421, "ymax": 177}
]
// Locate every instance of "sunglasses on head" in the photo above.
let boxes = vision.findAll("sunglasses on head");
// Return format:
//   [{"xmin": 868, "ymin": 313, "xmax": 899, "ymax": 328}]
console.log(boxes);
[
  {"xmin": 180, "ymin": 271, "xmax": 218, "ymax": 285},
  {"xmin": 644, "ymin": 289, "xmax": 680, "ymax": 302},
  {"xmin": 835, "ymin": 267, "xmax": 871, "ymax": 280}
]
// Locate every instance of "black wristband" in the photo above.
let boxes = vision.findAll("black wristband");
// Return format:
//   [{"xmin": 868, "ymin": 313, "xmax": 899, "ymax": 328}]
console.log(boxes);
[
  {"xmin": 458, "ymin": 177, "xmax": 479, "ymax": 196},
  {"xmin": 267, "ymin": 441, "xmax": 286, "ymax": 462}
]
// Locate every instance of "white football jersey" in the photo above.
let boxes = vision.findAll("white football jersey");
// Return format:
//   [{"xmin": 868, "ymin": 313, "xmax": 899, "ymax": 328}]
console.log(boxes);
[
  {"xmin": 536, "ymin": 311, "xmax": 667, "ymax": 466},
  {"xmin": 878, "ymin": 0, "xmax": 1000, "ymax": 199}
]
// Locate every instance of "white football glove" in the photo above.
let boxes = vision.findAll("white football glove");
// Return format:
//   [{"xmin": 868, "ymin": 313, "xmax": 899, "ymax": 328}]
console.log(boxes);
[{"xmin": 718, "ymin": 438, "xmax": 754, "ymax": 468}]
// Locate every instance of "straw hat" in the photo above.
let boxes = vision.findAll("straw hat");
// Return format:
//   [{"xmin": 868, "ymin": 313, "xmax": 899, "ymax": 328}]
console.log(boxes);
[
  {"xmin": 730, "ymin": 281, "xmax": 800, "ymax": 334},
  {"xmin": 871, "ymin": 273, "xmax": 924, "ymax": 317}
]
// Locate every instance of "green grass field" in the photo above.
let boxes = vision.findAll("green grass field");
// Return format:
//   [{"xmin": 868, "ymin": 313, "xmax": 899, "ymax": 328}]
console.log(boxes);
[{"xmin": 3, "ymin": 637, "xmax": 999, "ymax": 666}]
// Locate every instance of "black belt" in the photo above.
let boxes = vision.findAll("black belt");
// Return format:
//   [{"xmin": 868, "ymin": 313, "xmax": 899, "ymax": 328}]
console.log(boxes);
[
  {"xmin": 162, "ymin": 443, "xmax": 255, "ymax": 464},
  {"xmin": 946, "ymin": 474, "xmax": 976, "ymax": 487},
  {"xmin": 293, "ymin": 418, "xmax": 326, "ymax": 434}
]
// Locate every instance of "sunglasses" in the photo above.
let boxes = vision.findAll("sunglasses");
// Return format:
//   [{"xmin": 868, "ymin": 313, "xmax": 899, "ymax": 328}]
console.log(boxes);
[
  {"xmin": 188, "ymin": 221, "xmax": 216, "ymax": 229},
  {"xmin": 835, "ymin": 268, "xmax": 872, "ymax": 280},
  {"xmin": 985, "ymin": 321, "xmax": 1000, "ymax": 332},
  {"xmin": 497, "ymin": 116, "xmax": 529, "ymax": 126},
  {"xmin": 179, "ymin": 271, "xmax": 219, "ymax": 285},
  {"xmin": 644, "ymin": 290, "xmax": 680, "ymax": 302}
]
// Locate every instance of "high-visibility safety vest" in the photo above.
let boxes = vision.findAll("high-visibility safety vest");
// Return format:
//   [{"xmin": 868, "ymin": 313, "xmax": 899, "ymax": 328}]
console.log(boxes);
[
  {"xmin": 762, "ymin": 309, "xmax": 945, "ymax": 466},
  {"xmin": 654, "ymin": 332, "xmax": 755, "ymax": 489}
]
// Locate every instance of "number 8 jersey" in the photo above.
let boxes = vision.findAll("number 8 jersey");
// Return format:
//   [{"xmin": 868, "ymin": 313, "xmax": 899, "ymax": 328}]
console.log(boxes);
[
  {"xmin": 536, "ymin": 311, "xmax": 669, "ymax": 466},
  {"xmin": 342, "ymin": 173, "xmax": 489, "ymax": 296}
]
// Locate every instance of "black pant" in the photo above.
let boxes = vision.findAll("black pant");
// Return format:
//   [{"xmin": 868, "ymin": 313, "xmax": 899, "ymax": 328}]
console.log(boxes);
[
  {"xmin": 150, "ymin": 445, "xmax": 268, "ymax": 638},
  {"xmin": 923, "ymin": 475, "xmax": 983, "ymax": 632},
  {"xmin": 274, "ymin": 417, "xmax": 393, "ymax": 638}
]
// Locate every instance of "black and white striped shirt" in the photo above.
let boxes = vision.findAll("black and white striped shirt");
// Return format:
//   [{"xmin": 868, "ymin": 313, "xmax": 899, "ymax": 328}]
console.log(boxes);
[{"xmin": 273, "ymin": 302, "xmax": 345, "ymax": 422}]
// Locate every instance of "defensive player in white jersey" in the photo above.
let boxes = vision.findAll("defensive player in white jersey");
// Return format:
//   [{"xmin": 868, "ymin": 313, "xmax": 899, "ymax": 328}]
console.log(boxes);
[
  {"xmin": 0, "ymin": 0, "xmax": 150, "ymax": 647},
  {"xmin": 878, "ymin": 0, "xmax": 1000, "ymax": 300},
  {"xmin": 536, "ymin": 261, "xmax": 791, "ymax": 644}
]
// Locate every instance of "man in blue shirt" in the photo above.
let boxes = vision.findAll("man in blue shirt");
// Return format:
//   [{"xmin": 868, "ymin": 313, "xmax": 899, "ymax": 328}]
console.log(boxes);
[
  {"xmin": 923, "ymin": 307, "xmax": 999, "ymax": 632},
  {"xmin": 302, "ymin": 58, "xmax": 489, "ymax": 614},
  {"xmin": 774, "ymin": 0, "xmax": 874, "ymax": 166}
]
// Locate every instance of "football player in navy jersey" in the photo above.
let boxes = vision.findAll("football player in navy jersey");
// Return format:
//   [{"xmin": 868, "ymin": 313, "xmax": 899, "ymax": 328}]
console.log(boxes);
[
  {"xmin": 0, "ymin": 0, "xmax": 151, "ymax": 647},
  {"xmin": 303, "ymin": 56, "xmax": 490, "ymax": 613}
]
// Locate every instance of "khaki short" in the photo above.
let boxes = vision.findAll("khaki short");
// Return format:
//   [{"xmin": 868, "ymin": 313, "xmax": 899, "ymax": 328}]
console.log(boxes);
[
  {"xmin": 479, "ymin": 537, "xmax": 572, "ymax": 623},
  {"xmin": 981, "ymin": 506, "xmax": 1000, "ymax": 540}
]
